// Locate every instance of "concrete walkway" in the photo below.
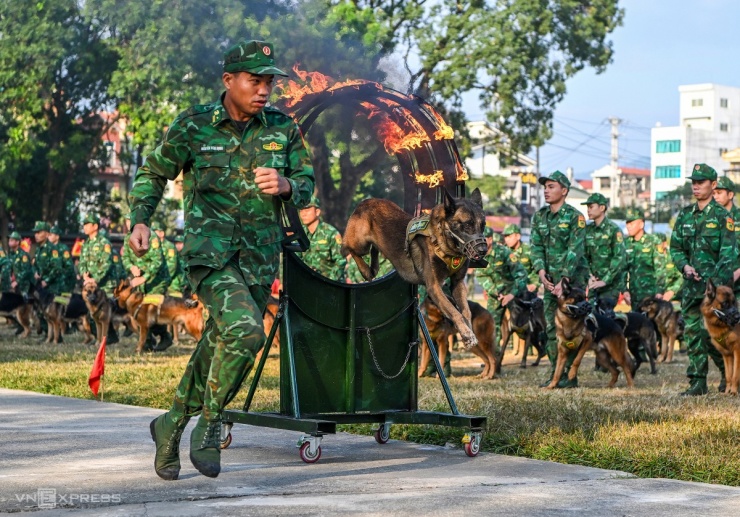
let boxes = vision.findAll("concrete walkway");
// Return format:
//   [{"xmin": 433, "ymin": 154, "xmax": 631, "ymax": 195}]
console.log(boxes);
[{"xmin": 0, "ymin": 388, "xmax": 738, "ymax": 516}]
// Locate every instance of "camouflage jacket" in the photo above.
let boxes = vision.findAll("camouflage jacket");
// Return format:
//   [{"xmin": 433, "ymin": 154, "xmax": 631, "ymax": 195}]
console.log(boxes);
[
  {"xmin": 477, "ymin": 243, "xmax": 527, "ymax": 300},
  {"xmin": 162, "ymin": 239, "xmax": 178, "ymax": 279},
  {"xmin": 670, "ymin": 199, "xmax": 737, "ymax": 303},
  {"xmin": 347, "ymin": 255, "xmax": 394, "ymax": 283},
  {"xmin": 2, "ymin": 247, "xmax": 33, "ymax": 293},
  {"xmin": 168, "ymin": 251, "xmax": 189, "ymax": 294},
  {"xmin": 78, "ymin": 233, "xmax": 116, "ymax": 292},
  {"xmin": 33, "ymin": 241, "xmax": 66, "ymax": 294},
  {"xmin": 584, "ymin": 217, "xmax": 626, "ymax": 295},
  {"xmin": 624, "ymin": 232, "xmax": 663, "ymax": 298},
  {"xmin": 128, "ymin": 96, "xmax": 315, "ymax": 288},
  {"xmin": 727, "ymin": 204, "xmax": 740, "ymax": 278},
  {"xmin": 298, "ymin": 219, "xmax": 347, "ymax": 282},
  {"xmin": 0, "ymin": 246, "xmax": 7, "ymax": 289},
  {"xmin": 508, "ymin": 242, "xmax": 538, "ymax": 286},
  {"xmin": 122, "ymin": 236, "xmax": 170, "ymax": 295},
  {"xmin": 530, "ymin": 203, "xmax": 588, "ymax": 286},
  {"xmin": 55, "ymin": 242, "xmax": 78, "ymax": 293}
]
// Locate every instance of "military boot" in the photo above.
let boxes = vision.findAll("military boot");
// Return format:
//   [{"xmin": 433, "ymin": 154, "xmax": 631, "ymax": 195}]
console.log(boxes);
[
  {"xmin": 189, "ymin": 418, "xmax": 221, "ymax": 478},
  {"xmin": 150, "ymin": 413, "xmax": 190, "ymax": 480},
  {"xmin": 680, "ymin": 379, "xmax": 708, "ymax": 396}
]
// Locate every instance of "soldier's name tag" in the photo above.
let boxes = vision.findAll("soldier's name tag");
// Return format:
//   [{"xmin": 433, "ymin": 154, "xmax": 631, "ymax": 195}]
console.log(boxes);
[
  {"xmin": 201, "ymin": 145, "xmax": 224, "ymax": 152},
  {"xmin": 318, "ymin": 240, "xmax": 327, "ymax": 245}
]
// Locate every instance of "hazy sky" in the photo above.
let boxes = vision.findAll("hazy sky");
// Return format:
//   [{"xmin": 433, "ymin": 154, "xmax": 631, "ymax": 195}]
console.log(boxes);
[{"xmin": 463, "ymin": 0, "xmax": 740, "ymax": 179}]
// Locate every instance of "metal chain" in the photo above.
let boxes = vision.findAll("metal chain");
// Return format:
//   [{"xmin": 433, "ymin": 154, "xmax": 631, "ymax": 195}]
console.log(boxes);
[{"xmin": 366, "ymin": 328, "xmax": 418, "ymax": 380}]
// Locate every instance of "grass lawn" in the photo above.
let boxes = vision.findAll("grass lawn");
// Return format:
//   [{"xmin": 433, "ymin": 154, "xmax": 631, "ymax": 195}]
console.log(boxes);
[{"xmin": 1, "ymin": 323, "xmax": 739, "ymax": 486}]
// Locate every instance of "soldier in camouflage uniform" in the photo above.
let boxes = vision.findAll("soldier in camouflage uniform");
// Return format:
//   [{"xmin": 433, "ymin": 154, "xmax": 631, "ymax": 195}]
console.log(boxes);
[
  {"xmin": 654, "ymin": 233, "xmax": 682, "ymax": 303},
  {"xmin": 168, "ymin": 235, "xmax": 190, "ymax": 296},
  {"xmin": 48, "ymin": 225, "xmax": 77, "ymax": 293},
  {"xmin": 581, "ymin": 193, "xmax": 626, "ymax": 306},
  {"xmin": 671, "ymin": 164, "xmax": 735, "ymax": 395},
  {"xmin": 77, "ymin": 214, "xmax": 117, "ymax": 295},
  {"xmin": 2, "ymin": 231, "xmax": 33, "ymax": 295},
  {"xmin": 99, "ymin": 228, "xmax": 127, "ymax": 287},
  {"xmin": 623, "ymin": 209, "xmax": 664, "ymax": 311},
  {"xmin": 712, "ymin": 176, "xmax": 740, "ymax": 298},
  {"xmin": 122, "ymin": 222, "xmax": 171, "ymax": 295},
  {"xmin": 476, "ymin": 239, "xmax": 528, "ymax": 354},
  {"xmin": 503, "ymin": 224, "xmax": 538, "ymax": 291},
  {"xmin": 297, "ymin": 195, "xmax": 347, "ymax": 282},
  {"xmin": 151, "ymin": 221, "xmax": 178, "ymax": 293},
  {"xmin": 32, "ymin": 221, "xmax": 66, "ymax": 296},
  {"xmin": 346, "ymin": 253, "xmax": 393, "ymax": 283},
  {"xmin": 128, "ymin": 40, "xmax": 314, "ymax": 480},
  {"xmin": 530, "ymin": 171, "xmax": 588, "ymax": 388}
]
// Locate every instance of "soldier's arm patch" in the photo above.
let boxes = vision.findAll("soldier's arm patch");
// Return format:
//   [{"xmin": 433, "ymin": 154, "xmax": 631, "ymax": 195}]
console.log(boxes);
[
  {"xmin": 577, "ymin": 215, "xmax": 586, "ymax": 229},
  {"xmin": 63, "ymin": 251, "xmax": 70, "ymax": 259},
  {"xmin": 509, "ymin": 253, "xmax": 518, "ymax": 263},
  {"xmin": 22, "ymin": 255, "xmax": 28, "ymax": 262},
  {"xmin": 52, "ymin": 250, "xmax": 59, "ymax": 258},
  {"xmin": 168, "ymin": 249, "xmax": 176, "ymax": 257},
  {"xmin": 104, "ymin": 244, "xmax": 111, "ymax": 253},
  {"xmin": 727, "ymin": 217, "xmax": 734, "ymax": 232},
  {"xmin": 616, "ymin": 232, "xmax": 623, "ymax": 243},
  {"xmin": 152, "ymin": 239, "xmax": 160, "ymax": 249},
  {"xmin": 335, "ymin": 234, "xmax": 342, "ymax": 245}
]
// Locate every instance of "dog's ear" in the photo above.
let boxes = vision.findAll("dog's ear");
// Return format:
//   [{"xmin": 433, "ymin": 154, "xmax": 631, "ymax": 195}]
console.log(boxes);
[
  {"xmin": 705, "ymin": 279, "xmax": 716, "ymax": 300},
  {"xmin": 561, "ymin": 277, "xmax": 571, "ymax": 295},
  {"xmin": 443, "ymin": 188, "xmax": 456, "ymax": 216},
  {"xmin": 469, "ymin": 188, "xmax": 483, "ymax": 209}
]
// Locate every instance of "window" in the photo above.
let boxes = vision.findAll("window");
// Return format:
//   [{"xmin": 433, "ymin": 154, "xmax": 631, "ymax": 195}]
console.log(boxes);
[
  {"xmin": 691, "ymin": 98, "xmax": 703, "ymax": 107},
  {"xmin": 521, "ymin": 184, "xmax": 529, "ymax": 203},
  {"xmin": 600, "ymin": 178, "xmax": 611, "ymax": 189},
  {"xmin": 655, "ymin": 165, "xmax": 681, "ymax": 179},
  {"xmin": 655, "ymin": 192, "xmax": 670, "ymax": 200},
  {"xmin": 656, "ymin": 140, "xmax": 681, "ymax": 153},
  {"xmin": 104, "ymin": 141, "xmax": 116, "ymax": 168},
  {"xmin": 721, "ymin": 98, "xmax": 729, "ymax": 108},
  {"xmin": 720, "ymin": 123, "xmax": 729, "ymax": 132}
]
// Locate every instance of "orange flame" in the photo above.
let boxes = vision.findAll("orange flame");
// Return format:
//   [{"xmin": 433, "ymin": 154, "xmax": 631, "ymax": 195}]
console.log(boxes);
[
  {"xmin": 430, "ymin": 108, "xmax": 454, "ymax": 140},
  {"xmin": 415, "ymin": 170, "xmax": 444, "ymax": 188},
  {"xmin": 456, "ymin": 160, "xmax": 469, "ymax": 182},
  {"xmin": 279, "ymin": 66, "xmax": 369, "ymax": 108}
]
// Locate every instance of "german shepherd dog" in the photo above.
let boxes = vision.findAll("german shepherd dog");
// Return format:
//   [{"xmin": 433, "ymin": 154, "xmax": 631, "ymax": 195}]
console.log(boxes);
[
  {"xmin": 547, "ymin": 280, "xmax": 634, "ymax": 389},
  {"xmin": 498, "ymin": 291, "xmax": 546, "ymax": 371},
  {"xmin": 342, "ymin": 189, "xmax": 488, "ymax": 349},
  {"xmin": 701, "ymin": 281, "xmax": 740, "ymax": 395},
  {"xmin": 596, "ymin": 297, "xmax": 658, "ymax": 375},
  {"xmin": 638, "ymin": 296, "xmax": 684, "ymax": 363},
  {"xmin": 0, "ymin": 291, "xmax": 35, "ymax": 338},
  {"xmin": 419, "ymin": 296, "xmax": 497, "ymax": 379},
  {"xmin": 33, "ymin": 287, "xmax": 93, "ymax": 345},
  {"xmin": 82, "ymin": 280, "xmax": 113, "ymax": 348},
  {"xmin": 114, "ymin": 279, "xmax": 204, "ymax": 354}
]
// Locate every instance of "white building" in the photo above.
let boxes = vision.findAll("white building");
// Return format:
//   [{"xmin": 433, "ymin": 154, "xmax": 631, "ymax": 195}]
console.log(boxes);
[
  {"xmin": 651, "ymin": 83, "xmax": 740, "ymax": 202},
  {"xmin": 591, "ymin": 165, "xmax": 651, "ymax": 208}
]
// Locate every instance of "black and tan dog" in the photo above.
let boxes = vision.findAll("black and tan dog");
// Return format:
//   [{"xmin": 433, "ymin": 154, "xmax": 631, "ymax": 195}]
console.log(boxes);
[
  {"xmin": 701, "ymin": 281, "xmax": 740, "ymax": 395},
  {"xmin": 639, "ymin": 296, "xmax": 684, "ymax": 363},
  {"xmin": 419, "ymin": 296, "xmax": 497, "ymax": 379},
  {"xmin": 499, "ymin": 291, "xmax": 546, "ymax": 371},
  {"xmin": 82, "ymin": 280, "xmax": 114, "ymax": 348},
  {"xmin": 547, "ymin": 280, "xmax": 634, "ymax": 389},
  {"xmin": 596, "ymin": 297, "xmax": 658, "ymax": 375},
  {"xmin": 114, "ymin": 279, "xmax": 204, "ymax": 354},
  {"xmin": 342, "ymin": 189, "xmax": 488, "ymax": 349},
  {"xmin": 34, "ymin": 287, "xmax": 93, "ymax": 345},
  {"xmin": 0, "ymin": 291, "xmax": 35, "ymax": 338}
]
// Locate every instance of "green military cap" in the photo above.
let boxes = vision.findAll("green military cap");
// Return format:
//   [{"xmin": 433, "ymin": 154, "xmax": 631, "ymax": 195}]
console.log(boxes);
[
  {"xmin": 490, "ymin": 231, "xmax": 503, "ymax": 244},
  {"xmin": 49, "ymin": 225, "xmax": 61, "ymax": 235},
  {"xmin": 174, "ymin": 235, "xmax": 184, "ymax": 243},
  {"xmin": 82, "ymin": 213, "xmax": 99, "ymax": 225},
  {"xmin": 502, "ymin": 223, "xmax": 521, "ymax": 236},
  {"xmin": 715, "ymin": 176, "xmax": 736, "ymax": 192},
  {"xmin": 655, "ymin": 232, "xmax": 667, "ymax": 242},
  {"xmin": 223, "ymin": 40, "xmax": 288, "ymax": 77},
  {"xmin": 581, "ymin": 193, "xmax": 609, "ymax": 206},
  {"xmin": 483, "ymin": 226, "xmax": 494, "ymax": 238},
  {"xmin": 625, "ymin": 208, "xmax": 644, "ymax": 222},
  {"xmin": 538, "ymin": 170, "xmax": 571, "ymax": 189},
  {"xmin": 687, "ymin": 163, "xmax": 717, "ymax": 181},
  {"xmin": 306, "ymin": 194, "xmax": 321, "ymax": 209},
  {"xmin": 150, "ymin": 221, "xmax": 165, "ymax": 231},
  {"xmin": 9, "ymin": 231, "xmax": 21, "ymax": 240},
  {"xmin": 32, "ymin": 221, "xmax": 51, "ymax": 232}
]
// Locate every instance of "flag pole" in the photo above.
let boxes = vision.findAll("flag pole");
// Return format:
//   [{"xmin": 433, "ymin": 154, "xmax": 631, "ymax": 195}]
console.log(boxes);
[{"xmin": 100, "ymin": 374, "xmax": 104, "ymax": 402}]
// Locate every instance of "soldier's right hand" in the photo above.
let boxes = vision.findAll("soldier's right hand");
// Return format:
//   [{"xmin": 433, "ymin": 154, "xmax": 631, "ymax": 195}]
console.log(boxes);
[{"xmin": 129, "ymin": 224, "xmax": 151, "ymax": 258}]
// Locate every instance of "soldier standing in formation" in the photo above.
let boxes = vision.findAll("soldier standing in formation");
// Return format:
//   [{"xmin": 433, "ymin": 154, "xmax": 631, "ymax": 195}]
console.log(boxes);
[
  {"xmin": 670, "ymin": 164, "xmax": 735, "ymax": 396},
  {"xmin": 298, "ymin": 195, "xmax": 347, "ymax": 282},
  {"xmin": 78, "ymin": 214, "xmax": 117, "ymax": 295},
  {"xmin": 530, "ymin": 171, "xmax": 588, "ymax": 388},
  {"xmin": 32, "ymin": 221, "xmax": 66, "ymax": 296},
  {"xmin": 712, "ymin": 176, "xmax": 740, "ymax": 301},
  {"xmin": 623, "ymin": 209, "xmax": 664, "ymax": 310},
  {"xmin": 48, "ymin": 225, "xmax": 77, "ymax": 294},
  {"xmin": 2, "ymin": 231, "xmax": 33, "ymax": 295},
  {"xmin": 151, "ymin": 221, "xmax": 178, "ymax": 293},
  {"xmin": 581, "ymin": 193, "xmax": 626, "ymax": 307},
  {"xmin": 128, "ymin": 40, "xmax": 314, "ymax": 480},
  {"xmin": 502, "ymin": 224, "xmax": 538, "ymax": 292},
  {"xmin": 168, "ymin": 235, "xmax": 190, "ymax": 296}
]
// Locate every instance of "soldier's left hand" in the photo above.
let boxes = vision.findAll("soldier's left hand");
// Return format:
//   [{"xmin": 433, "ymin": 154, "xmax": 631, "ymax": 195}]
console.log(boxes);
[
  {"xmin": 255, "ymin": 167, "xmax": 291, "ymax": 196},
  {"xmin": 500, "ymin": 293, "xmax": 514, "ymax": 306}
]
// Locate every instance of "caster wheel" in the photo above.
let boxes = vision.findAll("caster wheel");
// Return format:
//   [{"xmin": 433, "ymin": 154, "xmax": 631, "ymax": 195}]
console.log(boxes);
[
  {"xmin": 220, "ymin": 433, "xmax": 232, "ymax": 449},
  {"xmin": 463, "ymin": 437, "xmax": 480, "ymax": 457},
  {"xmin": 299, "ymin": 441, "xmax": 321, "ymax": 463},
  {"xmin": 374, "ymin": 424, "xmax": 390, "ymax": 444}
]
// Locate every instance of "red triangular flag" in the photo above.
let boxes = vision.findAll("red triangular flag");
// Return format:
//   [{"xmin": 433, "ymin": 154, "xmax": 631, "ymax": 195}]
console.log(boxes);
[{"xmin": 89, "ymin": 337, "xmax": 107, "ymax": 398}]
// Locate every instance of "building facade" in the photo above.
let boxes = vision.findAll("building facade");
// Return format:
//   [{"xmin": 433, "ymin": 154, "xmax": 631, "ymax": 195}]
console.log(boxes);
[{"xmin": 591, "ymin": 165, "xmax": 651, "ymax": 208}]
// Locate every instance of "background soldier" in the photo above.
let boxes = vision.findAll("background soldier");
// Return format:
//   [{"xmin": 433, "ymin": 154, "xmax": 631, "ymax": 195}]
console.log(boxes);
[
  {"xmin": 99, "ymin": 228, "xmax": 127, "ymax": 288},
  {"xmin": 168, "ymin": 235, "xmax": 190, "ymax": 296},
  {"xmin": 530, "ymin": 171, "xmax": 588, "ymax": 388},
  {"xmin": 32, "ymin": 221, "xmax": 65, "ymax": 295},
  {"xmin": 48, "ymin": 225, "xmax": 77, "ymax": 294},
  {"xmin": 128, "ymin": 40, "xmax": 314, "ymax": 480},
  {"xmin": 581, "ymin": 193, "xmax": 626, "ymax": 307},
  {"xmin": 78, "ymin": 214, "xmax": 117, "ymax": 295},
  {"xmin": 298, "ymin": 195, "xmax": 347, "ymax": 282},
  {"xmin": 4, "ymin": 231, "xmax": 33, "ymax": 295},
  {"xmin": 151, "ymin": 221, "xmax": 178, "ymax": 293},
  {"xmin": 623, "ymin": 209, "xmax": 664, "ymax": 311},
  {"xmin": 712, "ymin": 176, "xmax": 740, "ymax": 300},
  {"xmin": 503, "ymin": 224, "xmax": 538, "ymax": 292},
  {"xmin": 671, "ymin": 164, "xmax": 735, "ymax": 396}
]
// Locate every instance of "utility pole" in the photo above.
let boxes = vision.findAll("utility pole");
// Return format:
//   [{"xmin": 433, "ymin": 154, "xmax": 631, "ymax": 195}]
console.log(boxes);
[{"xmin": 609, "ymin": 117, "xmax": 622, "ymax": 206}]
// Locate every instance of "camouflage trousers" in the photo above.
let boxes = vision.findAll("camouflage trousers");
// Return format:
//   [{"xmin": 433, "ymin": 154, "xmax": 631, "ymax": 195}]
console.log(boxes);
[
  {"xmin": 169, "ymin": 257, "xmax": 270, "ymax": 422},
  {"xmin": 682, "ymin": 299, "xmax": 724, "ymax": 383},
  {"xmin": 544, "ymin": 291, "xmax": 578, "ymax": 377}
]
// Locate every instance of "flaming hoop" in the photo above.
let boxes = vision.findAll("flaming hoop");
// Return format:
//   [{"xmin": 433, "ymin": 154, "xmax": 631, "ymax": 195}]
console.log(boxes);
[{"xmin": 277, "ymin": 68, "xmax": 469, "ymax": 214}]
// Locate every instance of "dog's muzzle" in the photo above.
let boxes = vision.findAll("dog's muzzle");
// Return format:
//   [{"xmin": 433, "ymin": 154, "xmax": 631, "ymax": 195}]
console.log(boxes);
[
  {"xmin": 713, "ymin": 307, "xmax": 740, "ymax": 327},
  {"xmin": 447, "ymin": 227, "xmax": 488, "ymax": 260},
  {"xmin": 565, "ymin": 301, "xmax": 592, "ymax": 318}
]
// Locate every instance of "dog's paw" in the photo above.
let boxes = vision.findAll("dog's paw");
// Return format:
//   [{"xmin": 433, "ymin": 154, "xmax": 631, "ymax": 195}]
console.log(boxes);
[{"xmin": 462, "ymin": 333, "xmax": 478, "ymax": 349}]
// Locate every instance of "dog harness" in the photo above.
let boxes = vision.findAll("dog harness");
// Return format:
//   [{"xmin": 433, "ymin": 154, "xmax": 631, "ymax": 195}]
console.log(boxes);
[{"xmin": 406, "ymin": 214, "xmax": 466, "ymax": 274}]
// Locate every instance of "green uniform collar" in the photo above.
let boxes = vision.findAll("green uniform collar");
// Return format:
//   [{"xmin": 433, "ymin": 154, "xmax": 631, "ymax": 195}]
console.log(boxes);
[
  {"xmin": 212, "ymin": 95, "xmax": 268, "ymax": 128},
  {"xmin": 692, "ymin": 198, "xmax": 719, "ymax": 215}
]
